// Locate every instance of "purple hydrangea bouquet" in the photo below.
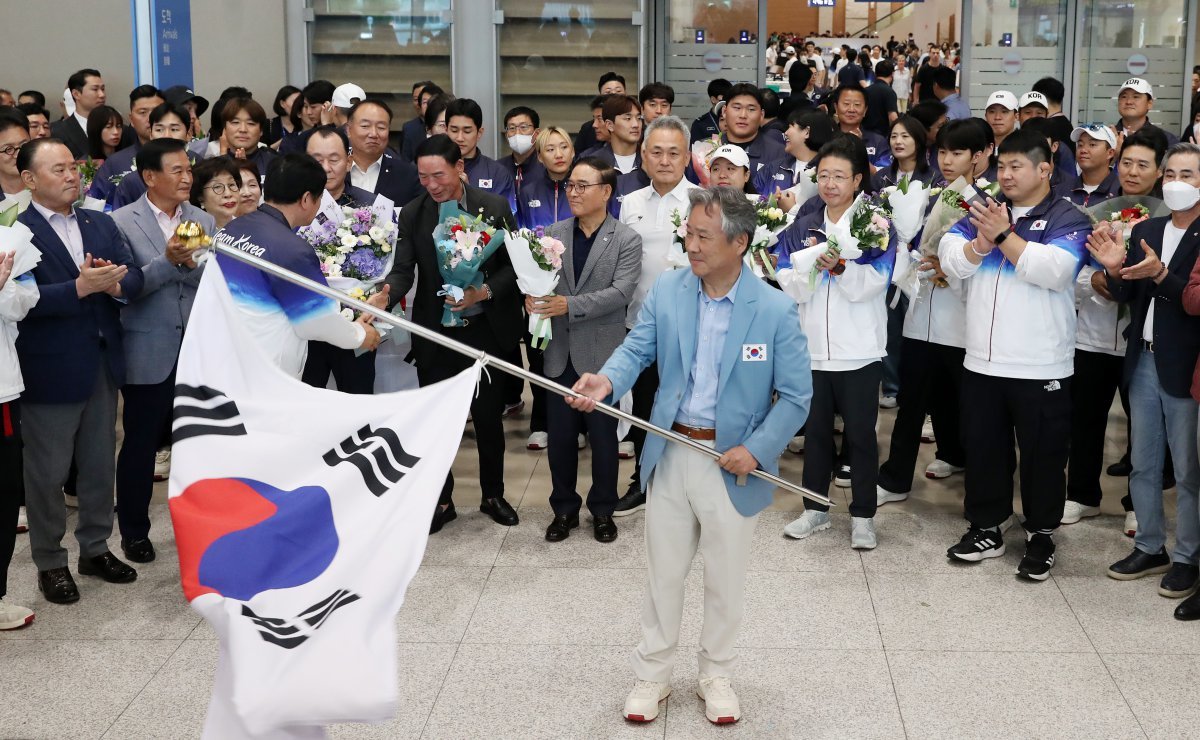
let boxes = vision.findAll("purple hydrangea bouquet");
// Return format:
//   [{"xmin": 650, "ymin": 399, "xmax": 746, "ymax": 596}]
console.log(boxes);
[{"xmin": 299, "ymin": 192, "xmax": 397, "ymax": 300}]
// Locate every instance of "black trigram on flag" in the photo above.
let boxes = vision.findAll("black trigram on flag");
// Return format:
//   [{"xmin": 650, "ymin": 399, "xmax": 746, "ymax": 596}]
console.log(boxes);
[
  {"xmin": 241, "ymin": 589, "xmax": 361, "ymax": 649},
  {"xmin": 323, "ymin": 425, "xmax": 421, "ymax": 496},
  {"xmin": 173, "ymin": 385, "xmax": 248, "ymax": 443}
]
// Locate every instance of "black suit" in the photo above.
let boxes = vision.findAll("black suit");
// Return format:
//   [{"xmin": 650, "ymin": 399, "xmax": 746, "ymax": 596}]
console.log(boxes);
[
  {"xmin": 362, "ymin": 149, "xmax": 423, "ymax": 209},
  {"xmin": 384, "ymin": 185, "xmax": 520, "ymax": 505},
  {"xmin": 50, "ymin": 117, "xmax": 89, "ymax": 160},
  {"xmin": 1109, "ymin": 215, "xmax": 1200, "ymax": 399}
]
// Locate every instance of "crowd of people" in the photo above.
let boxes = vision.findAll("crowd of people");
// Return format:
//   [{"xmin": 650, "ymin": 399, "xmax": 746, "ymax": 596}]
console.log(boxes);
[{"xmin": 2, "ymin": 46, "xmax": 1200, "ymax": 725}]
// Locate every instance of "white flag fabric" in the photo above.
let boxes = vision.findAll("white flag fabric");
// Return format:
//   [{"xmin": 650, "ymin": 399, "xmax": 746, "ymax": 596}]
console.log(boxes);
[{"xmin": 169, "ymin": 259, "xmax": 478, "ymax": 738}]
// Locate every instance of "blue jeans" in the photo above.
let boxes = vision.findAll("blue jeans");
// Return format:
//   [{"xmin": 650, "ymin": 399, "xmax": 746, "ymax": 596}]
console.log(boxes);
[{"xmin": 1129, "ymin": 348, "xmax": 1200, "ymax": 563}]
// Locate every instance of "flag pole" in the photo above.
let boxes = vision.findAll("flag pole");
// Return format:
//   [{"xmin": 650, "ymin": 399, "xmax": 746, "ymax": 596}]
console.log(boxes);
[{"xmin": 210, "ymin": 244, "xmax": 832, "ymax": 507}]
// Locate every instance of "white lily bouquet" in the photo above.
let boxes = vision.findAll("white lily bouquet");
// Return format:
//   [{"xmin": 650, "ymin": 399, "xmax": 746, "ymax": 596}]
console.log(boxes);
[
  {"xmin": 504, "ymin": 225, "xmax": 566, "ymax": 350},
  {"xmin": 746, "ymin": 192, "xmax": 794, "ymax": 279},
  {"xmin": 785, "ymin": 194, "xmax": 891, "ymax": 290},
  {"xmin": 879, "ymin": 175, "xmax": 930, "ymax": 299}
]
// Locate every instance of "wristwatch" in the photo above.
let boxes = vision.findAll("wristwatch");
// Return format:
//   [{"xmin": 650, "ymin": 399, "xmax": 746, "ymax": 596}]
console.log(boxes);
[{"xmin": 994, "ymin": 228, "xmax": 1012, "ymax": 245}]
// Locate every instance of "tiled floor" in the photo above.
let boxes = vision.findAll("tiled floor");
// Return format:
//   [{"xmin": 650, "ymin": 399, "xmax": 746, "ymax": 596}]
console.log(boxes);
[{"xmin": 2, "ymin": 397, "xmax": 1195, "ymax": 739}]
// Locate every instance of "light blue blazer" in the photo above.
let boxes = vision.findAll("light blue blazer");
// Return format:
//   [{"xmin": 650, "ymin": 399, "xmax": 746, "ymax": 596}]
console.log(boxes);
[{"xmin": 600, "ymin": 263, "xmax": 813, "ymax": 516}]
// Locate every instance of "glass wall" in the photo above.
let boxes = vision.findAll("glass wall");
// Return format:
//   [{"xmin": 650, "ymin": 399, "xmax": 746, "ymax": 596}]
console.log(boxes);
[
  {"xmin": 1075, "ymin": 0, "xmax": 1190, "ymax": 132},
  {"xmin": 310, "ymin": 0, "xmax": 453, "ymax": 132},
  {"xmin": 963, "ymin": 0, "xmax": 1069, "ymax": 114},
  {"xmin": 663, "ymin": 0, "xmax": 760, "ymax": 124},
  {"xmin": 495, "ymin": 1, "xmax": 641, "ymax": 141}
]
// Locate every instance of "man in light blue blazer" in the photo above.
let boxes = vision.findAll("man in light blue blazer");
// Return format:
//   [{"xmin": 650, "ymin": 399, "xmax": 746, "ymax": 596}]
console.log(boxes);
[
  {"xmin": 568, "ymin": 186, "xmax": 812, "ymax": 726},
  {"xmin": 111, "ymin": 138, "xmax": 213, "ymax": 564}
]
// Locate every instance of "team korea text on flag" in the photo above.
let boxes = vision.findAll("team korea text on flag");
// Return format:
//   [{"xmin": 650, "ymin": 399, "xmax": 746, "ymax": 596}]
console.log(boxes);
[{"xmin": 167, "ymin": 258, "xmax": 478, "ymax": 738}]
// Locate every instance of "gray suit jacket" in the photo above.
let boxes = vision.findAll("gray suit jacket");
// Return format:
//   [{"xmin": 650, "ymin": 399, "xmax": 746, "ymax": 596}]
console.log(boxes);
[
  {"xmin": 112, "ymin": 196, "xmax": 214, "ymax": 385},
  {"xmin": 541, "ymin": 214, "xmax": 642, "ymax": 378}
]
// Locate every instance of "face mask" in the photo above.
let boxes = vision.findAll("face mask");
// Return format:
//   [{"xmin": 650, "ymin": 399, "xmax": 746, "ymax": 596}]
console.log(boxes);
[
  {"xmin": 1163, "ymin": 180, "xmax": 1200, "ymax": 211},
  {"xmin": 507, "ymin": 134, "xmax": 533, "ymax": 155}
]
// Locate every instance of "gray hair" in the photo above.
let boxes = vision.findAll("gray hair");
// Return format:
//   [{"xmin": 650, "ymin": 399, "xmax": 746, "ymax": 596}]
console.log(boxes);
[
  {"xmin": 1163, "ymin": 141, "xmax": 1200, "ymax": 170},
  {"xmin": 642, "ymin": 114, "xmax": 690, "ymax": 147},
  {"xmin": 687, "ymin": 186, "xmax": 756, "ymax": 250}
]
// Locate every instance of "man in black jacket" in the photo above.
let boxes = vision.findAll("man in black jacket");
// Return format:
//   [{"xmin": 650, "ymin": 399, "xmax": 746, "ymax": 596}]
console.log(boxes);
[
  {"xmin": 1089, "ymin": 142, "xmax": 1200, "ymax": 603},
  {"xmin": 384, "ymin": 134, "xmax": 522, "ymax": 534}
]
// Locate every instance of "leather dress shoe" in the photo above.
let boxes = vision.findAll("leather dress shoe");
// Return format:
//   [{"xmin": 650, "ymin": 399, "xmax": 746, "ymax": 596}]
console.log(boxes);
[
  {"xmin": 480, "ymin": 497, "xmax": 519, "ymax": 526},
  {"xmin": 1175, "ymin": 589, "xmax": 1200, "ymax": 621},
  {"xmin": 1108, "ymin": 548, "xmax": 1171, "ymax": 580},
  {"xmin": 545, "ymin": 513, "xmax": 579, "ymax": 542},
  {"xmin": 593, "ymin": 515, "xmax": 618, "ymax": 543},
  {"xmin": 37, "ymin": 567, "xmax": 80, "ymax": 604},
  {"xmin": 78, "ymin": 552, "xmax": 137, "ymax": 584},
  {"xmin": 430, "ymin": 503, "xmax": 457, "ymax": 534},
  {"xmin": 121, "ymin": 538, "xmax": 156, "ymax": 564}
]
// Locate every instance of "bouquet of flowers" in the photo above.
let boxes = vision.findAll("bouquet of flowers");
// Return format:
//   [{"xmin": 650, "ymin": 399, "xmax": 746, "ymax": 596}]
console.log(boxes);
[
  {"xmin": 916, "ymin": 176, "xmax": 1000, "ymax": 287},
  {"xmin": 690, "ymin": 135, "xmax": 721, "ymax": 187},
  {"xmin": 1082, "ymin": 196, "xmax": 1167, "ymax": 246},
  {"xmin": 299, "ymin": 191, "xmax": 397, "ymax": 294},
  {"xmin": 74, "ymin": 158, "xmax": 107, "ymax": 210},
  {"xmin": 666, "ymin": 209, "xmax": 691, "ymax": 269},
  {"xmin": 879, "ymin": 175, "xmax": 930, "ymax": 299},
  {"xmin": 788, "ymin": 195, "xmax": 891, "ymax": 290},
  {"xmin": 746, "ymin": 192, "xmax": 794, "ymax": 279},
  {"xmin": 433, "ymin": 201, "xmax": 506, "ymax": 327},
  {"xmin": 504, "ymin": 225, "xmax": 566, "ymax": 349}
]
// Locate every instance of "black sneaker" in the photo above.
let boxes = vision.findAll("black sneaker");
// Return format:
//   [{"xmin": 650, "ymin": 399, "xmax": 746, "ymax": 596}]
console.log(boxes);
[
  {"xmin": 947, "ymin": 527, "xmax": 1005, "ymax": 562},
  {"xmin": 1016, "ymin": 533, "xmax": 1056, "ymax": 581},
  {"xmin": 613, "ymin": 485, "xmax": 646, "ymax": 517},
  {"xmin": 1159, "ymin": 563, "xmax": 1200, "ymax": 598},
  {"xmin": 833, "ymin": 465, "xmax": 851, "ymax": 488},
  {"xmin": 1107, "ymin": 548, "xmax": 1170, "ymax": 581}
]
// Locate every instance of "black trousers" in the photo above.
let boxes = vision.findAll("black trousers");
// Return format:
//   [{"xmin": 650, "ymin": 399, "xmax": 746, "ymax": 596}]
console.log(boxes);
[
  {"xmin": 0, "ymin": 400, "xmax": 21, "ymax": 599},
  {"xmin": 115, "ymin": 374, "xmax": 175, "ymax": 541},
  {"xmin": 961, "ymin": 370, "xmax": 1071, "ymax": 531},
  {"xmin": 627, "ymin": 364, "xmax": 659, "ymax": 489},
  {"xmin": 547, "ymin": 361, "xmax": 618, "ymax": 517},
  {"xmin": 301, "ymin": 341, "xmax": 376, "ymax": 394},
  {"xmin": 803, "ymin": 363, "xmax": 883, "ymax": 518},
  {"xmin": 415, "ymin": 322, "xmax": 508, "ymax": 506},
  {"xmin": 879, "ymin": 339, "xmax": 966, "ymax": 493},
  {"xmin": 1068, "ymin": 349, "xmax": 1125, "ymax": 507}
]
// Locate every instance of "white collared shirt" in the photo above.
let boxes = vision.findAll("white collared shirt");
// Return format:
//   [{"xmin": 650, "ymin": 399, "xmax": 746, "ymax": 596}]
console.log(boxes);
[
  {"xmin": 618, "ymin": 178, "xmax": 699, "ymax": 328},
  {"xmin": 350, "ymin": 155, "xmax": 383, "ymax": 193},
  {"xmin": 31, "ymin": 200, "xmax": 85, "ymax": 264},
  {"xmin": 73, "ymin": 112, "xmax": 89, "ymax": 133},
  {"xmin": 147, "ymin": 197, "xmax": 182, "ymax": 242}
]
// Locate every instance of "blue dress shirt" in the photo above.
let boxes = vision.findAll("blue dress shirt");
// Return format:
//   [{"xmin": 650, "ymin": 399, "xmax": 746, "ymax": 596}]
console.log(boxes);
[{"xmin": 675, "ymin": 277, "xmax": 740, "ymax": 429}]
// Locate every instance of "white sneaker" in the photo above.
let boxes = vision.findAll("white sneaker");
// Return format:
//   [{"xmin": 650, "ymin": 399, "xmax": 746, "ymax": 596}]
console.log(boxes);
[
  {"xmin": 1060, "ymin": 500, "xmax": 1101, "ymax": 525},
  {"xmin": 623, "ymin": 679, "xmax": 671, "ymax": 722},
  {"xmin": 153, "ymin": 448, "xmax": 171, "ymax": 482},
  {"xmin": 618, "ymin": 441, "xmax": 635, "ymax": 459},
  {"xmin": 834, "ymin": 465, "xmax": 851, "ymax": 488},
  {"xmin": 15, "ymin": 506, "xmax": 27, "ymax": 534},
  {"xmin": 577, "ymin": 433, "xmax": 587, "ymax": 450},
  {"xmin": 877, "ymin": 485, "xmax": 908, "ymax": 507},
  {"xmin": 526, "ymin": 431, "xmax": 548, "ymax": 450},
  {"xmin": 696, "ymin": 675, "xmax": 741, "ymax": 724},
  {"xmin": 787, "ymin": 435, "xmax": 805, "ymax": 453},
  {"xmin": 924, "ymin": 459, "xmax": 964, "ymax": 479},
  {"xmin": 879, "ymin": 395, "xmax": 898, "ymax": 409},
  {"xmin": 851, "ymin": 516, "xmax": 877, "ymax": 550},
  {"xmin": 0, "ymin": 600, "xmax": 34, "ymax": 630},
  {"xmin": 1124, "ymin": 511, "xmax": 1138, "ymax": 538},
  {"xmin": 920, "ymin": 417, "xmax": 935, "ymax": 443},
  {"xmin": 784, "ymin": 510, "xmax": 832, "ymax": 539}
]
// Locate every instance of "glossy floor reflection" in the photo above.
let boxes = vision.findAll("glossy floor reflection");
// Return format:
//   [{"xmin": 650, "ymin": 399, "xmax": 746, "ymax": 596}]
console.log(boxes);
[{"xmin": 2, "ymin": 389, "xmax": 1191, "ymax": 739}]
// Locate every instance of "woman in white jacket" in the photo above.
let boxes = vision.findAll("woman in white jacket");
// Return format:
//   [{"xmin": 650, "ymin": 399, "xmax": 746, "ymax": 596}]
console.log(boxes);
[
  {"xmin": 0, "ymin": 250, "xmax": 39, "ymax": 630},
  {"xmin": 774, "ymin": 136, "xmax": 896, "ymax": 549}
]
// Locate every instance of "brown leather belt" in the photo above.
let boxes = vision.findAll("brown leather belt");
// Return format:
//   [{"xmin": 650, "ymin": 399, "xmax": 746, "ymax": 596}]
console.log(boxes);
[{"xmin": 671, "ymin": 422, "xmax": 716, "ymax": 441}]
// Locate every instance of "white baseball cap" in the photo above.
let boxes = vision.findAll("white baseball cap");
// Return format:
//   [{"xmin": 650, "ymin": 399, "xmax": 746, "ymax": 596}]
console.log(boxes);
[
  {"xmin": 1070, "ymin": 123, "xmax": 1118, "ymax": 149},
  {"xmin": 985, "ymin": 91, "xmax": 1018, "ymax": 112},
  {"xmin": 331, "ymin": 83, "xmax": 366, "ymax": 109},
  {"xmin": 1018, "ymin": 91, "xmax": 1049, "ymax": 110},
  {"xmin": 1119, "ymin": 77, "xmax": 1154, "ymax": 99},
  {"xmin": 709, "ymin": 144, "xmax": 750, "ymax": 169}
]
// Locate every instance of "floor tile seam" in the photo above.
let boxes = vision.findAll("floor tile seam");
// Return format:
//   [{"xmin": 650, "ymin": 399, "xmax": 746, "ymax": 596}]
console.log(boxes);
[
  {"xmin": 863, "ymin": 553, "xmax": 911, "ymax": 740},
  {"xmin": 98, "ymin": 636, "xmax": 190, "ymax": 739},
  {"xmin": 1051, "ymin": 574, "xmax": 1150, "ymax": 739}
]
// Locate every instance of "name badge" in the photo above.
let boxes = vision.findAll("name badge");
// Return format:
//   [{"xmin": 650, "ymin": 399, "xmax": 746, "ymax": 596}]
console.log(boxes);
[
  {"xmin": 866, "ymin": 147, "xmax": 877, "ymax": 156},
  {"xmin": 1031, "ymin": 219, "xmax": 1047, "ymax": 231},
  {"xmin": 774, "ymin": 173, "xmax": 786, "ymax": 180},
  {"xmin": 742, "ymin": 344, "xmax": 767, "ymax": 362},
  {"xmin": 478, "ymin": 179, "xmax": 493, "ymax": 188},
  {"xmin": 528, "ymin": 199, "xmax": 541, "ymax": 208}
]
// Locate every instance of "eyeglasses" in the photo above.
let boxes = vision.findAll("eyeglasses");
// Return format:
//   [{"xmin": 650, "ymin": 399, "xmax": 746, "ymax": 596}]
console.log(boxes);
[
  {"xmin": 205, "ymin": 182, "xmax": 241, "ymax": 195},
  {"xmin": 816, "ymin": 173, "xmax": 852, "ymax": 184},
  {"xmin": 0, "ymin": 141, "xmax": 28, "ymax": 157},
  {"xmin": 505, "ymin": 124, "xmax": 535, "ymax": 135},
  {"xmin": 564, "ymin": 181, "xmax": 603, "ymax": 193}
]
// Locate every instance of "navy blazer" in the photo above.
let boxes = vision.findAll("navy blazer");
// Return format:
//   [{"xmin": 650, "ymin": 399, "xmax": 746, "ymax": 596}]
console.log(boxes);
[
  {"xmin": 16, "ymin": 205, "xmax": 144, "ymax": 403},
  {"xmin": 366, "ymin": 148, "xmax": 422, "ymax": 210},
  {"xmin": 1109, "ymin": 215, "xmax": 1200, "ymax": 398}
]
